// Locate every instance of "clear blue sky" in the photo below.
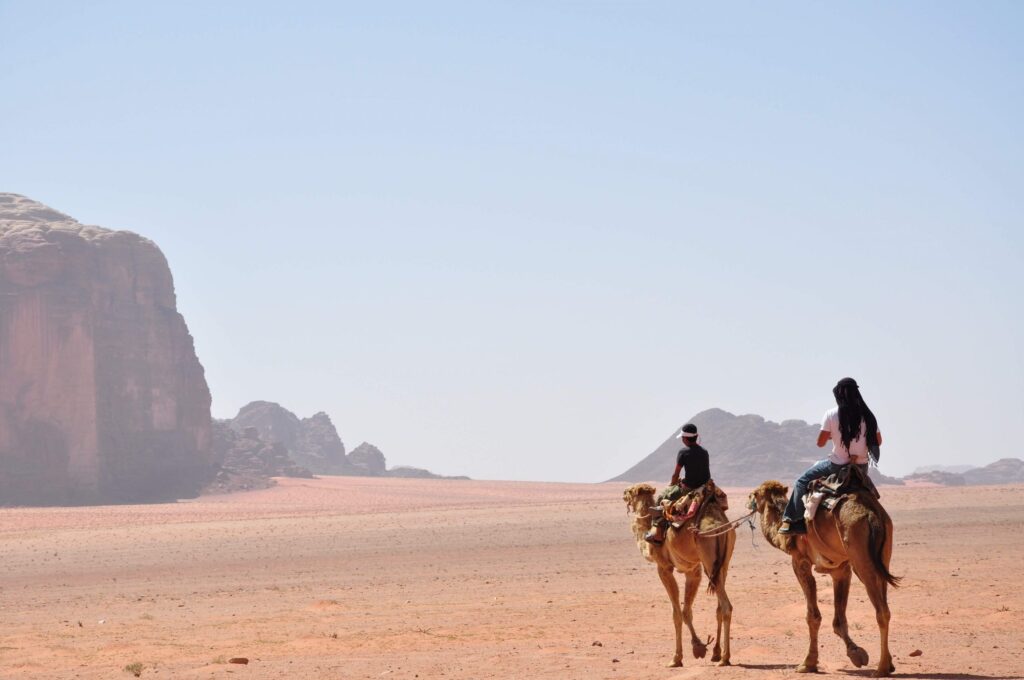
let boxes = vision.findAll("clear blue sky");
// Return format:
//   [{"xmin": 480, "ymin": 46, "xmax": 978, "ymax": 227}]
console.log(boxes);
[{"xmin": 2, "ymin": 1, "xmax": 1021, "ymax": 481}]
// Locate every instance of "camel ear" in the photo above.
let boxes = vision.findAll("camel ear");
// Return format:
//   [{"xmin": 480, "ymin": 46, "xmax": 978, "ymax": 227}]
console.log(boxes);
[{"xmin": 784, "ymin": 486, "xmax": 789, "ymax": 495}]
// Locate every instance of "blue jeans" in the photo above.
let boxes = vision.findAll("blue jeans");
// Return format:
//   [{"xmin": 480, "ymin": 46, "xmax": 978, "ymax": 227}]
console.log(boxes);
[{"xmin": 783, "ymin": 460, "xmax": 844, "ymax": 523}]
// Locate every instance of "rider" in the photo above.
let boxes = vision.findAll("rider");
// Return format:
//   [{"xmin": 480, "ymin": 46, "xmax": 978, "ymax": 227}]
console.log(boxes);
[
  {"xmin": 779, "ymin": 377, "xmax": 883, "ymax": 535},
  {"xmin": 645, "ymin": 423, "xmax": 711, "ymax": 544}
]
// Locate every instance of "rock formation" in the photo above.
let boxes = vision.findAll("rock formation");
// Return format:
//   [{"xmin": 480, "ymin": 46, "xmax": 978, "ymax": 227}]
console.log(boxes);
[
  {"xmin": 207, "ymin": 421, "xmax": 312, "ymax": 493},
  {"xmin": 294, "ymin": 412, "xmax": 349, "ymax": 473},
  {"xmin": 230, "ymin": 401, "xmax": 350, "ymax": 474},
  {"xmin": 0, "ymin": 194, "xmax": 212, "ymax": 504},
  {"xmin": 226, "ymin": 401, "xmax": 463, "ymax": 479},
  {"xmin": 348, "ymin": 442, "xmax": 386, "ymax": 476}
]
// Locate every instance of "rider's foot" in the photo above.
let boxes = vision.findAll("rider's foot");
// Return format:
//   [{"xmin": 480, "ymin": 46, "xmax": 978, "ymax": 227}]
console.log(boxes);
[
  {"xmin": 779, "ymin": 519, "xmax": 807, "ymax": 535},
  {"xmin": 644, "ymin": 524, "xmax": 666, "ymax": 544}
]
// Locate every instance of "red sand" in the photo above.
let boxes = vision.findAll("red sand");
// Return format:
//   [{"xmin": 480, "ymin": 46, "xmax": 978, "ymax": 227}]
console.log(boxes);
[{"xmin": 1, "ymin": 477, "xmax": 1022, "ymax": 679}]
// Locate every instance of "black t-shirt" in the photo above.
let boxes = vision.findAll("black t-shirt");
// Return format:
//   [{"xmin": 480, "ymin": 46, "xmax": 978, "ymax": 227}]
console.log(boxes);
[{"xmin": 676, "ymin": 444, "xmax": 711, "ymax": 488}]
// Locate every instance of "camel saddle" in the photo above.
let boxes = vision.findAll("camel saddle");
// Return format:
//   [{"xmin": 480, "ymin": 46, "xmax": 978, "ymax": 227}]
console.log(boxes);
[
  {"xmin": 804, "ymin": 464, "xmax": 880, "ymax": 520},
  {"xmin": 663, "ymin": 480, "xmax": 729, "ymax": 529}
]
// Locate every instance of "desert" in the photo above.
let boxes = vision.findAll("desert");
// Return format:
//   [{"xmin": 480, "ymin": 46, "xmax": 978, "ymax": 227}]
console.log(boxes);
[{"xmin": 2, "ymin": 477, "xmax": 1021, "ymax": 679}]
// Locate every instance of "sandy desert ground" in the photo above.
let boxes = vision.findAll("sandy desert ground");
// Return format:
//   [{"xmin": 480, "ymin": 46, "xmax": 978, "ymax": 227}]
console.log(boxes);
[{"xmin": 1, "ymin": 477, "xmax": 1022, "ymax": 680}]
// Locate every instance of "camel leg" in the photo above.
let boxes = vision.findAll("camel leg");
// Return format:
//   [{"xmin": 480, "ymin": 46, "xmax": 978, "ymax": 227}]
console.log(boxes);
[
  {"xmin": 712, "ymin": 557, "xmax": 733, "ymax": 666},
  {"xmin": 831, "ymin": 564, "xmax": 869, "ymax": 668},
  {"xmin": 656, "ymin": 565, "xmax": 684, "ymax": 667},
  {"xmin": 850, "ymin": 556, "xmax": 894, "ymax": 677},
  {"xmin": 792, "ymin": 555, "xmax": 822, "ymax": 673},
  {"xmin": 681, "ymin": 566, "xmax": 708, "ymax": 659}
]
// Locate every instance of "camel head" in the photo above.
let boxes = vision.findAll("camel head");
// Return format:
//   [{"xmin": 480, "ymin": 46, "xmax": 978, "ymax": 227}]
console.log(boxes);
[
  {"xmin": 623, "ymin": 483, "xmax": 657, "ymax": 515},
  {"xmin": 748, "ymin": 480, "xmax": 788, "ymax": 514}
]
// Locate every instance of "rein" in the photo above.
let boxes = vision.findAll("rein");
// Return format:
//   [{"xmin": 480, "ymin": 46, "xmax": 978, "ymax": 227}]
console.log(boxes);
[{"xmin": 691, "ymin": 510, "xmax": 756, "ymax": 538}]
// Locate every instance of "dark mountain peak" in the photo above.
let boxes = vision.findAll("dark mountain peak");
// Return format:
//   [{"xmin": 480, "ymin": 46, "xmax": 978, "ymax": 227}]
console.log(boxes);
[{"xmin": 610, "ymin": 407, "xmax": 891, "ymax": 487}]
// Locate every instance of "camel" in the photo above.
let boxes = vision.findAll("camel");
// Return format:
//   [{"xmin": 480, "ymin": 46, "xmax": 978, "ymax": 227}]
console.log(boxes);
[
  {"xmin": 623, "ymin": 483, "xmax": 736, "ymax": 667},
  {"xmin": 748, "ymin": 479, "xmax": 900, "ymax": 677}
]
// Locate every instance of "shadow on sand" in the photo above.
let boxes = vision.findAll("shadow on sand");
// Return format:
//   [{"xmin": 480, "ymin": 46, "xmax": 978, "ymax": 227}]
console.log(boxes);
[
  {"xmin": 839, "ymin": 671, "xmax": 1022, "ymax": 679},
  {"xmin": 738, "ymin": 665, "xmax": 1021, "ymax": 679}
]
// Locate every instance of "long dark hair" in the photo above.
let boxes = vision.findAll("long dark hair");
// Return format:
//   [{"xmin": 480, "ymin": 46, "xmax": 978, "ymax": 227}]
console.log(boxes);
[{"xmin": 833, "ymin": 378, "xmax": 878, "ymax": 458}]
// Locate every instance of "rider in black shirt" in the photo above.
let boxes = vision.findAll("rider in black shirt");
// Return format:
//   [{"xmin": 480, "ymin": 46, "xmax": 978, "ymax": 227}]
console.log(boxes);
[{"xmin": 645, "ymin": 422, "xmax": 712, "ymax": 544}]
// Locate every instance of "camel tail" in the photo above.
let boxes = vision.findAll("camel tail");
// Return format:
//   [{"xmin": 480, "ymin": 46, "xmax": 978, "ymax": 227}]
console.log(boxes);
[
  {"xmin": 868, "ymin": 514, "xmax": 901, "ymax": 588},
  {"xmin": 705, "ymin": 535, "xmax": 727, "ymax": 595}
]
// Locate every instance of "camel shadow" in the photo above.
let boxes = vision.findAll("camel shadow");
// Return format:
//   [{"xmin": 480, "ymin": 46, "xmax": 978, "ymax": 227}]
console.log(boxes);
[
  {"xmin": 737, "ymin": 666, "xmax": 1020, "ymax": 679},
  {"xmin": 838, "ymin": 670, "xmax": 1022, "ymax": 679}
]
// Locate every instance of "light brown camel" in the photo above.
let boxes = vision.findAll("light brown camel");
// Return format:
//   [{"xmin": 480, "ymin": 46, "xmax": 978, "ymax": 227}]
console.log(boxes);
[
  {"xmin": 748, "ymin": 480, "xmax": 900, "ymax": 677},
  {"xmin": 623, "ymin": 483, "xmax": 736, "ymax": 667}
]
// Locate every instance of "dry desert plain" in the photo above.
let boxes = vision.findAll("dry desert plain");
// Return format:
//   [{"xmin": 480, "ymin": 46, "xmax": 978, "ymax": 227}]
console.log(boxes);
[{"xmin": 1, "ymin": 477, "xmax": 1022, "ymax": 680}]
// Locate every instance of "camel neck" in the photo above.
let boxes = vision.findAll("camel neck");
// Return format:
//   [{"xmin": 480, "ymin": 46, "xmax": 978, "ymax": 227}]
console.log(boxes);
[{"xmin": 760, "ymin": 500, "xmax": 792, "ymax": 553}]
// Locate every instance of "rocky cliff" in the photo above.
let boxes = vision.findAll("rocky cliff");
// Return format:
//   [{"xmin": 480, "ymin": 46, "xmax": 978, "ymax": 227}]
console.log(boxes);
[
  {"xmin": 231, "ymin": 401, "xmax": 351, "ymax": 474},
  {"xmin": 207, "ymin": 421, "xmax": 313, "ymax": 493},
  {"xmin": 609, "ymin": 408, "xmax": 903, "ymax": 487},
  {"xmin": 226, "ymin": 401, "xmax": 463, "ymax": 479},
  {"xmin": 0, "ymin": 194, "xmax": 212, "ymax": 504}
]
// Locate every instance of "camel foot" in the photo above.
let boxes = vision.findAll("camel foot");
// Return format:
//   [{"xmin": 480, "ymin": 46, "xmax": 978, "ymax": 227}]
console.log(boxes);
[
  {"xmin": 796, "ymin": 664, "xmax": 818, "ymax": 673},
  {"xmin": 847, "ymin": 646, "xmax": 869, "ymax": 668},
  {"xmin": 691, "ymin": 643, "xmax": 707, "ymax": 659},
  {"xmin": 717, "ymin": 659, "xmax": 732, "ymax": 667},
  {"xmin": 667, "ymin": 657, "xmax": 683, "ymax": 668},
  {"xmin": 711, "ymin": 650, "xmax": 721, "ymax": 663}
]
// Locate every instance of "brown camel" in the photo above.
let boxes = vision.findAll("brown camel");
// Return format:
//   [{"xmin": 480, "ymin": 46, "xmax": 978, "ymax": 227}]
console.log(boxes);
[
  {"xmin": 748, "ymin": 480, "xmax": 900, "ymax": 677},
  {"xmin": 623, "ymin": 483, "xmax": 736, "ymax": 667}
]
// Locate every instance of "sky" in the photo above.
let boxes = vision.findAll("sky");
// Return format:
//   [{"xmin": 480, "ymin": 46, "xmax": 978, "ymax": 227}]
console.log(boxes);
[{"xmin": 1, "ymin": 1, "xmax": 1021, "ymax": 482}]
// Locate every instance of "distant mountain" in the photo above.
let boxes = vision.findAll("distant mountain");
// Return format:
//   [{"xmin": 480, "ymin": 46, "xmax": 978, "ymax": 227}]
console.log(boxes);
[
  {"xmin": 963, "ymin": 458, "xmax": 1024, "ymax": 484},
  {"xmin": 611, "ymin": 408, "xmax": 1022, "ymax": 488},
  {"xmin": 609, "ymin": 408, "xmax": 903, "ymax": 487},
  {"xmin": 912, "ymin": 464, "xmax": 975, "ymax": 475},
  {"xmin": 905, "ymin": 458, "xmax": 1024, "ymax": 486}
]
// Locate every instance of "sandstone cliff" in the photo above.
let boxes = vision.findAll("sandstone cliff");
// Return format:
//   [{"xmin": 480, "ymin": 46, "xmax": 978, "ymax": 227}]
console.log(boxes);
[{"xmin": 0, "ymin": 194, "xmax": 212, "ymax": 504}]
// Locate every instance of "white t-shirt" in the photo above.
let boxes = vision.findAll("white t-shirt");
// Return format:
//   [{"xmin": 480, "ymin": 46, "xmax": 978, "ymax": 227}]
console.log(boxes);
[{"xmin": 821, "ymin": 407, "xmax": 870, "ymax": 465}]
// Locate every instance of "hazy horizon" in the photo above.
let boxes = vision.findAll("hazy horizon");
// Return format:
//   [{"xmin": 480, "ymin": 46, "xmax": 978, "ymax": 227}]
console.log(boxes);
[{"xmin": 2, "ymin": 2, "xmax": 1021, "ymax": 482}]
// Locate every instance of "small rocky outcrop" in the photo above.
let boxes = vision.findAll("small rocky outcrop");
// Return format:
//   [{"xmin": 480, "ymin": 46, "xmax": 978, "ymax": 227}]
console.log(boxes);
[
  {"xmin": 294, "ymin": 412, "xmax": 350, "ymax": 473},
  {"xmin": 230, "ymin": 402, "xmax": 350, "ymax": 474},
  {"xmin": 206, "ymin": 421, "xmax": 313, "ymax": 493},
  {"xmin": 232, "ymin": 401, "xmax": 302, "ymax": 450},
  {"xmin": 348, "ymin": 442, "xmax": 386, "ymax": 476},
  {"xmin": 0, "ymin": 194, "xmax": 212, "ymax": 505}
]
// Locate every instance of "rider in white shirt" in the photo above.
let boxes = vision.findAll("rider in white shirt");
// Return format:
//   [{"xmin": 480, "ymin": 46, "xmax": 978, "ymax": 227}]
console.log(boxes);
[{"xmin": 779, "ymin": 378, "xmax": 883, "ymax": 535}]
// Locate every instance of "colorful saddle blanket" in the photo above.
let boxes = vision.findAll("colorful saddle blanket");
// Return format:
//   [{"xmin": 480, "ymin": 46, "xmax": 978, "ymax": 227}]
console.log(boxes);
[{"xmin": 662, "ymin": 479, "xmax": 729, "ymax": 528}]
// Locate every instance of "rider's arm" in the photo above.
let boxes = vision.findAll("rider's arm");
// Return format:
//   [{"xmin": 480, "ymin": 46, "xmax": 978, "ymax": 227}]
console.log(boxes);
[
  {"xmin": 670, "ymin": 463, "xmax": 682, "ymax": 487},
  {"xmin": 816, "ymin": 430, "xmax": 830, "ymax": 447}
]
